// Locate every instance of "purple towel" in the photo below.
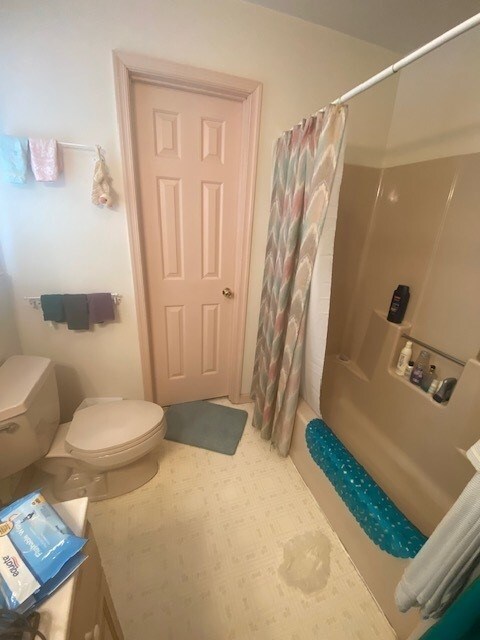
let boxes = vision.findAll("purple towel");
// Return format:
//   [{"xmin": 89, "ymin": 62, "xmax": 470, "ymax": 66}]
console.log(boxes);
[{"xmin": 87, "ymin": 293, "xmax": 115, "ymax": 323}]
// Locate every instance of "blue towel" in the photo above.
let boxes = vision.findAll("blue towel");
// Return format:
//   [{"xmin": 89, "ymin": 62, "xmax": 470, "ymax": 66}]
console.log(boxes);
[
  {"xmin": 63, "ymin": 294, "xmax": 89, "ymax": 330},
  {"xmin": 40, "ymin": 294, "xmax": 66, "ymax": 323},
  {"xmin": 0, "ymin": 135, "xmax": 29, "ymax": 183}
]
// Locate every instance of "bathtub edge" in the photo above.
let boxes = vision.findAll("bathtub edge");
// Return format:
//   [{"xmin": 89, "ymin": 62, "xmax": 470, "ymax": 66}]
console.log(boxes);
[{"xmin": 290, "ymin": 397, "xmax": 421, "ymax": 640}]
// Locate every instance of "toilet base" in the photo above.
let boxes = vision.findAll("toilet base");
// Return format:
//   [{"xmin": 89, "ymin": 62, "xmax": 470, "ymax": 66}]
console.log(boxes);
[
  {"xmin": 56, "ymin": 452, "xmax": 159, "ymax": 501},
  {"xmin": 36, "ymin": 418, "xmax": 164, "ymax": 502},
  {"xmin": 40, "ymin": 452, "xmax": 160, "ymax": 502}
]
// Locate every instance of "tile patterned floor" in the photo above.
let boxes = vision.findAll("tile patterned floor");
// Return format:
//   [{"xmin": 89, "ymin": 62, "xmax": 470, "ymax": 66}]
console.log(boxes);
[{"xmin": 88, "ymin": 400, "xmax": 396, "ymax": 640}]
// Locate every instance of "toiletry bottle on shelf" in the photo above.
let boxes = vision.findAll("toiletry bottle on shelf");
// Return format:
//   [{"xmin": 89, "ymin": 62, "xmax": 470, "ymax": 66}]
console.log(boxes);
[
  {"xmin": 404, "ymin": 360, "xmax": 414, "ymax": 379},
  {"xmin": 421, "ymin": 365, "xmax": 436, "ymax": 392},
  {"xmin": 387, "ymin": 285, "xmax": 410, "ymax": 324},
  {"xmin": 428, "ymin": 378, "xmax": 440, "ymax": 395},
  {"xmin": 433, "ymin": 378, "xmax": 457, "ymax": 403},
  {"xmin": 410, "ymin": 350, "xmax": 430, "ymax": 386},
  {"xmin": 396, "ymin": 340, "xmax": 413, "ymax": 376}
]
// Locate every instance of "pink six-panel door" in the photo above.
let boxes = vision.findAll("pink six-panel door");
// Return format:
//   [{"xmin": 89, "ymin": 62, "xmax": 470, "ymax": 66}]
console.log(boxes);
[{"xmin": 133, "ymin": 81, "xmax": 243, "ymax": 406}]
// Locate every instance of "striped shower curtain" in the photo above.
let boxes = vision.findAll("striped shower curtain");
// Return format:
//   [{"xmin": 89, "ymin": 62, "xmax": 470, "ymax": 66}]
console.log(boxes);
[{"xmin": 251, "ymin": 104, "xmax": 348, "ymax": 456}]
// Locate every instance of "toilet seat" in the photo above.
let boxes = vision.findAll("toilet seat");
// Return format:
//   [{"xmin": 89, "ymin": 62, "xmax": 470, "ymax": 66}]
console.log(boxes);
[
  {"xmin": 68, "ymin": 423, "xmax": 167, "ymax": 463},
  {"xmin": 65, "ymin": 399, "xmax": 165, "ymax": 458},
  {"xmin": 68, "ymin": 427, "xmax": 166, "ymax": 470}
]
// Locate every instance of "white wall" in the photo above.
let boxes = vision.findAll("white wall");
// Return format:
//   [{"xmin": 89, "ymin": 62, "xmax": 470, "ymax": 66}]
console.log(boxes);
[
  {"xmin": 384, "ymin": 25, "xmax": 480, "ymax": 167},
  {"xmin": 0, "ymin": 0, "xmax": 397, "ymax": 416},
  {"xmin": 0, "ymin": 242, "xmax": 21, "ymax": 363}
]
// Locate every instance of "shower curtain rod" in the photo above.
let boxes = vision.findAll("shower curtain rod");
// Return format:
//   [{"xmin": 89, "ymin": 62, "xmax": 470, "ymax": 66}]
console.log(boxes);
[{"xmin": 332, "ymin": 12, "xmax": 480, "ymax": 105}]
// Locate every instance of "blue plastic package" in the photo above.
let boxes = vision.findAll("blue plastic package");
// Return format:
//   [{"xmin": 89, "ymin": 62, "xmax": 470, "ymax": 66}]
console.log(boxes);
[
  {"xmin": 0, "ymin": 491, "xmax": 87, "ymax": 610},
  {"xmin": 17, "ymin": 552, "xmax": 87, "ymax": 615}
]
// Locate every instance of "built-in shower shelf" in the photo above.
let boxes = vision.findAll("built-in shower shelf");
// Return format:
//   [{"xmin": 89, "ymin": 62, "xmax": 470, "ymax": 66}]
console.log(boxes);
[
  {"xmin": 400, "ymin": 333, "xmax": 466, "ymax": 367},
  {"xmin": 305, "ymin": 419, "xmax": 427, "ymax": 558},
  {"xmin": 387, "ymin": 369, "xmax": 450, "ymax": 408}
]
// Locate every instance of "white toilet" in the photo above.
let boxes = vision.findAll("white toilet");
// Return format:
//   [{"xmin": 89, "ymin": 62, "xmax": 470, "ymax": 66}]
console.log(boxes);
[{"xmin": 0, "ymin": 355, "xmax": 167, "ymax": 501}]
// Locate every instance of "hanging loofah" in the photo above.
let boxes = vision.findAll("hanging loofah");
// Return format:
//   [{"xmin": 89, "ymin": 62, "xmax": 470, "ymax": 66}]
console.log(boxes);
[
  {"xmin": 305, "ymin": 419, "xmax": 428, "ymax": 558},
  {"xmin": 91, "ymin": 145, "xmax": 114, "ymax": 207}
]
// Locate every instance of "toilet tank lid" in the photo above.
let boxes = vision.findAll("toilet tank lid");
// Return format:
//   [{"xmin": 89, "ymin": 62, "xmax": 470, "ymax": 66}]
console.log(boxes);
[{"xmin": 0, "ymin": 355, "xmax": 54, "ymax": 422}]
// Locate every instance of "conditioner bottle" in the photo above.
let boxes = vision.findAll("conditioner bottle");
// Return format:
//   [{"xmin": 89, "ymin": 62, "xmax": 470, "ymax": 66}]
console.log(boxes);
[{"xmin": 410, "ymin": 350, "xmax": 430, "ymax": 386}]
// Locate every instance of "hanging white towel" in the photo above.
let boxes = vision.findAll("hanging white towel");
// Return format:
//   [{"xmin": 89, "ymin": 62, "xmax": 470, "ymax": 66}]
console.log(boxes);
[
  {"xmin": 395, "ymin": 472, "xmax": 480, "ymax": 619},
  {"xmin": 91, "ymin": 146, "xmax": 114, "ymax": 207}
]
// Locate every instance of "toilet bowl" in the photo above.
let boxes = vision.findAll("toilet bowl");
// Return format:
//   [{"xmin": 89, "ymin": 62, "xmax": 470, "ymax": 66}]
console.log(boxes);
[
  {"xmin": 38, "ymin": 399, "xmax": 167, "ymax": 501},
  {"xmin": 0, "ymin": 355, "xmax": 167, "ymax": 502}
]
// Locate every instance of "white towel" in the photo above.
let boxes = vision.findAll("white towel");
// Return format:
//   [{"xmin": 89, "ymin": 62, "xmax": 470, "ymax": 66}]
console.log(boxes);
[{"xmin": 395, "ymin": 472, "xmax": 480, "ymax": 618}]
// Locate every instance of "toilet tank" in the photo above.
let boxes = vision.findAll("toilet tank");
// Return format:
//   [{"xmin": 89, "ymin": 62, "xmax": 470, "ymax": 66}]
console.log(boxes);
[{"xmin": 0, "ymin": 355, "xmax": 60, "ymax": 479}]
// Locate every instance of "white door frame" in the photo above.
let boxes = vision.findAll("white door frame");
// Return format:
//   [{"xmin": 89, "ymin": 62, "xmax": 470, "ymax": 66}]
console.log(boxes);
[{"xmin": 113, "ymin": 50, "xmax": 262, "ymax": 403}]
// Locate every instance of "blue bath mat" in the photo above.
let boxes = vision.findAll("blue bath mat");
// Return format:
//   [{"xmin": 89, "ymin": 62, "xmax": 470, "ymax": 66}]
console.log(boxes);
[
  {"xmin": 306, "ymin": 419, "xmax": 427, "ymax": 558},
  {"xmin": 165, "ymin": 401, "xmax": 248, "ymax": 455}
]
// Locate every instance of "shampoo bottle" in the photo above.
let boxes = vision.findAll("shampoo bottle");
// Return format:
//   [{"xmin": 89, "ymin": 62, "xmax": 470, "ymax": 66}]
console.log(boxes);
[
  {"xmin": 396, "ymin": 340, "xmax": 413, "ymax": 376},
  {"xmin": 410, "ymin": 350, "xmax": 430, "ymax": 386},
  {"xmin": 387, "ymin": 285, "xmax": 410, "ymax": 324}
]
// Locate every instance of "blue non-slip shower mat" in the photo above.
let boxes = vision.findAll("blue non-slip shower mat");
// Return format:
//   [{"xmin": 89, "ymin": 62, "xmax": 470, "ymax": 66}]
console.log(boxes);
[
  {"xmin": 305, "ymin": 419, "xmax": 428, "ymax": 558},
  {"xmin": 165, "ymin": 400, "xmax": 248, "ymax": 455}
]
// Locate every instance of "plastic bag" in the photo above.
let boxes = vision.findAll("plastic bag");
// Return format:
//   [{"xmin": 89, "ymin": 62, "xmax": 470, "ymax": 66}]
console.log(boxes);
[
  {"xmin": 279, "ymin": 530, "xmax": 331, "ymax": 594},
  {"xmin": 0, "ymin": 491, "xmax": 86, "ymax": 610},
  {"xmin": 20, "ymin": 552, "xmax": 86, "ymax": 614}
]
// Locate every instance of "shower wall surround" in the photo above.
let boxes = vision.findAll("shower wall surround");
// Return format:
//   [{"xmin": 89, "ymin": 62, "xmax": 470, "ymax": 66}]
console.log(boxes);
[
  {"xmin": 322, "ymin": 151, "xmax": 480, "ymax": 537},
  {"xmin": 292, "ymin": 26, "xmax": 480, "ymax": 640},
  {"xmin": 291, "ymin": 152, "xmax": 480, "ymax": 640}
]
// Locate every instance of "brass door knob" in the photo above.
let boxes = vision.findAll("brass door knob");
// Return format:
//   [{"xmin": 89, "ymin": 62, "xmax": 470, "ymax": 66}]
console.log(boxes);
[{"xmin": 222, "ymin": 287, "xmax": 233, "ymax": 298}]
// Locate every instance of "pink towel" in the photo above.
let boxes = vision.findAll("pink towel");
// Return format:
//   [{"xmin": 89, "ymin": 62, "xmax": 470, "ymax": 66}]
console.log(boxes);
[{"xmin": 28, "ymin": 138, "xmax": 61, "ymax": 181}]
